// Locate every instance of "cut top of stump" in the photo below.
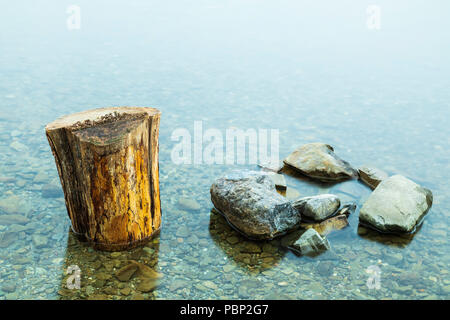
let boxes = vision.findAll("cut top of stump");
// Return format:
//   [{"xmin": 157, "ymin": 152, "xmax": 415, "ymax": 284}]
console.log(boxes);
[{"xmin": 45, "ymin": 107, "xmax": 161, "ymax": 146}]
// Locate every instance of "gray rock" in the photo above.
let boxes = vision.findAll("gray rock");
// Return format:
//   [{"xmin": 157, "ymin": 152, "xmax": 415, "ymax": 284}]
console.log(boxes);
[
  {"xmin": 0, "ymin": 232, "xmax": 18, "ymax": 248},
  {"xmin": 317, "ymin": 261, "xmax": 334, "ymax": 276},
  {"xmin": 0, "ymin": 214, "xmax": 29, "ymax": 225},
  {"xmin": 41, "ymin": 184, "xmax": 63, "ymax": 198},
  {"xmin": 257, "ymin": 159, "xmax": 284, "ymax": 173},
  {"xmin": 288, "ymin": 228, "xmax": 330, "ymax": 256},
  {"xmin": 1, "ymin": 282, "xmax": 16, "ymax": 293},
  {"xmin": 284, "ymin": 143, "xmax": 358, "ymax": 182},
  {"xmin": 210, "ymin": 170, "xmax": 301, "ymax": 240},
  {"xmin": 177, "ymin": 197, "xmax": 200, "ymax": 211},
  {"xmin": 358, "ymin": 166, "xmax": 389, "ymax": 189},
  {"xmin": 176, "ymin": 225, "xmax": 189, "ymax": 237},
  {"xmin": 9, "ymin": 141, "xmax": 28, "ymax": 152},
  {"xmin": 359, "ymin": 175, "xmax": 433, "ymax": 233},
  {"xmin": 292, "ymin": 194, "xmax": 340, "ymax": 221}
]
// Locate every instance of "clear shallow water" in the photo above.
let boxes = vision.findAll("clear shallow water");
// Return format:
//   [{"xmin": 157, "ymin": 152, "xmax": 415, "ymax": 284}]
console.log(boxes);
[{"xmin": 0, "ymin": 0, "xmax": 449, "ymax": 299}]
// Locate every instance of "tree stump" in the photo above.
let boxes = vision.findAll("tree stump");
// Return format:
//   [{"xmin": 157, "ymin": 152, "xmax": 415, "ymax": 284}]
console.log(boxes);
[{"xmin": 45, "ymin": 107, "xmax": 161, "ymax": 251}]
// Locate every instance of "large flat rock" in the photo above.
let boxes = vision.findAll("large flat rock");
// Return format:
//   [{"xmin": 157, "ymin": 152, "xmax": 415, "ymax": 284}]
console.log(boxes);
[
  {"xmin": 359, "ymin": 175, "xmax": 433, "ymax": 233},
  {"xmin": 210, "ymin": 171, "xmax": 301, "ymax": 240},
  {"xmin": 284, "ymin": 143, "xmax": 358, "ymax": 182}
]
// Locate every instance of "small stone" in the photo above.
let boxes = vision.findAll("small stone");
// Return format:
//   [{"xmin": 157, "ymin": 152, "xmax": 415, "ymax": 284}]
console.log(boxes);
[
  {"xmin": 132, "ymin": 260, "xmax": 162, "ymax": 279},
  {"xmin": 41, "ymin": 184, "xmax": 63, "ymax": 198},
  {"xmin": 130, "ymin": 293, "xmax": 146, "ymax": 300},
  {"xmin": 177, "ymin": 197, "xmax": 200, "ymax": 211},
  {"xmin": 176, "ymin": 225, "xmax": 189, "ymax": 238},
  {"xmin": 0, "ymin": 232, "xmax": 18, "ymax": 248},
  {"xmin": 110, "ymin": 252, "xmax": 121, "ymax": 258},
  {"xmin": 33, "ymin": 171, "xmax": 48, "ymax": 184},
  {"xmin": 203, "ymin": 281, "xmax": 218, "ymax": 290},
  {"xmin": 223, "ymin": 264, "xmax": 235, "ymax": 272},
  {"xmin": 317, "ymin": 261, "xmax": 334, "ymax": 276},
  {"xmin": 292, "ymin": 194, "xmax": 340, "ymax": 221},
  {"xmin": 169, "ymin": 279, "xmax": 188, "ymax": 292},
  {"xmin": 0, "ymin": 214, "xmax": 29, "ymax": 225},
  {"xmin": 103, "ymin": 287, "xmax": 117, "ymax": 295},
  {"xmin": 288, "ymin": 229, "xmax": 330, "ymax": 256},
  {"xmin": 10, "ymin": 141, "xmax": 28, "ymax": 152},
  {"xmin": 1, "ymin": 282, "xmax": 16, "ymax": 293},
  {"xmin": 384, "ymin": 252, "xmax": 403, "ymax": 265},
  {"xmin": 120, "ymin": 287, "xmax": 131, "ymax": 295},
  {"xmin": 115, "ymin": 263, "xmax": 138, "ymax": 282},
  {"xmin": 226, "ymin": 236, "xmax": 239, "ymax": 245},
  {"xmin": 32, "ymin": 234, "xmax": 48, "ymax": 248},
  {"xmin": 137, "ymin": 279, "xmax": 158, "ymax": 292},
  {"xmin": 358, "ymin": 166, "xmax": 389, "ymax": 189},
  {"xmin": 0, "ymin": 195, "xmax": 26, "ymax": 215},
  {"xmin": 85, "ymin": 286, "xmax": 95, "ymax": 295},
  {"xmin": 199, "ymin": 270, "xmax": 219, "ymax": 280}
]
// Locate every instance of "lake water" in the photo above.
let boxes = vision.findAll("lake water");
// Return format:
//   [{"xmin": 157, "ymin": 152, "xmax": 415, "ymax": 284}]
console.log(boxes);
[{"xmin": 0, "ymin": 0, "xmax": 449, "ymax": 299}]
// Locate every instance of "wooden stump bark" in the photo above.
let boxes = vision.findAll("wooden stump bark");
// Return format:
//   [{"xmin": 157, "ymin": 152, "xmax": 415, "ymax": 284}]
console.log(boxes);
[{"xmin": 45, "ymin": 107, "xmax": 161, "ymax": 251}]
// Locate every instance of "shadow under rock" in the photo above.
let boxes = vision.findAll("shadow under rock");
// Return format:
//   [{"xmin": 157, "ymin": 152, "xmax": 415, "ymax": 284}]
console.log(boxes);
[
  {"xmin": 208, "ymin": 210, "xmax": 286, "ymax": 272},
  {"xmin": 357, "ymin": 223, "xmax": 422, "ymax": 247}
]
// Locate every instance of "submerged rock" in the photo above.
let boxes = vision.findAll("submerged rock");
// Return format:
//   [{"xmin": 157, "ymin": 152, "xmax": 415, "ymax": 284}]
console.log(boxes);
[
  {"xmin": 115, "ymin": 263, "xmax": 138, "ymax": 282},
  {"xmin": 41, "ymin": 183, "xmax": 64, "ymax": 198},
  {"xmin": 336, "ymin": 202, "xmax": 357, "ymax": 216},
  {"xmin": 288, "ymin": 228, "xmax": 330, "ymax": 256},
  {"xmin": 284, "ymin": 143, "xmax": 358, "ymax": 182},
  {"xmin": 359, "ymin": 175, "xmax": 433, "ymax": 233},
  {"xmin": 32, "ymin": 234, "xmax": 48, "ymax": 248},
  {"xmin": 0, "ymin": 214, "xmax": 29, "ymax": 225},
  {"xmin": 292, "ymin": 194, "xmax": 340, "ymax": 221},
  {"xmin": 358, "ymin": 166, "xmax": 389, "ymax": 189},
  {"xmin": 210, "ymin": 171, "xmax": 301, "ymax": 240},
  {"xmin": 301, "ymin": 214, "xmax": 349, "ymax": 236},
  {"xmin": 177, "ymin": 197, "xmax": 200, "ymax": 211}
]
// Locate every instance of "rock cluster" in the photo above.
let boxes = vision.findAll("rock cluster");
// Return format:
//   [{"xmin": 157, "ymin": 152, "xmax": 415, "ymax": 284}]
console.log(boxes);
[{"xmin": 210, "ymin": 142, "xmax": 433, "ymax": 257}]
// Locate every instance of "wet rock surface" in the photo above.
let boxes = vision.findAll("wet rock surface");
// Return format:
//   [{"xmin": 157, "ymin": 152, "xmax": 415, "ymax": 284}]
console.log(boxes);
[
  {"xmin": 283, "ymin": 143, "xmax": 358, "ymax": 182},
  {"xmin": 359, "ymin": 175, "xmax": 433, "ymax": 233},
  {"xmin": 210, "ymin": 171, "xmax": 301, "ymax": 240},
  {"xmin": 292, "ymin": 194, "xmax": 340, "ymax": 221},
  {"xmin": 358, "ymin": 166, "xmax": 389, "ymax": 189},
  {"xmin": 288, "ymin": 229, "xmax": 330, "ymax": 256},
  {"xmin": 257, "ymin": 160, "xmax": 284, "ymax": 173}
]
